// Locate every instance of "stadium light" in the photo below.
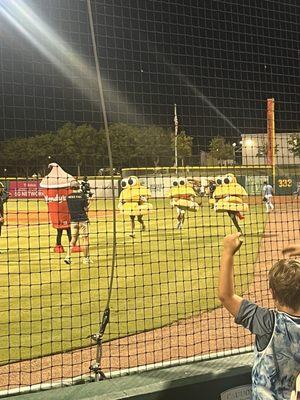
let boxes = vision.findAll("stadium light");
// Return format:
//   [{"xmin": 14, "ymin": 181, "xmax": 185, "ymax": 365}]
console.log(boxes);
[
  {"xmin": 0, "ymin": 0, "xmax": 136, "ymax": 117},
  {"xmin": 245, "ymin": 138, "xmax": 254, "ymax": 147}
]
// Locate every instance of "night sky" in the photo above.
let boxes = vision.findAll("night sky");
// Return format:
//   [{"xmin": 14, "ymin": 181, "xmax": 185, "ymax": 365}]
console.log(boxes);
[{"xmin": 0, "ymin": 0, "xmax": 299, "ymax": 148}]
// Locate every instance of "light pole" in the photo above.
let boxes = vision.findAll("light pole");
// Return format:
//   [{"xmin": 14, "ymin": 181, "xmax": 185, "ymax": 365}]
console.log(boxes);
[{"xmin": 174, "ymin": 104, "xmax": 178, "ymax": 173}]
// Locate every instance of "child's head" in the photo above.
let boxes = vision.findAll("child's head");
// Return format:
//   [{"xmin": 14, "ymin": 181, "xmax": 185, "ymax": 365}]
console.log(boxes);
[{"xmin": 269, "ymin": 259, "xmax": 300, "ymax": 311}]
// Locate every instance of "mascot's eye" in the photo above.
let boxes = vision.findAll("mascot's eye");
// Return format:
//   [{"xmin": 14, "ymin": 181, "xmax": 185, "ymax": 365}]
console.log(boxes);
[
  {"xmin": 128, "ymin": 177, "xmax": 138, "ymax": 186},
  {"xmin": 216, "ymin": 177, "xmax": 223, "ymax": 185},
  {"xmin": 121, "ymin": 179, "xmax": 128, "ymax": 188},
  {"xmin": 224, "ymin": 177, "xmax": 230, "ymax": 184},
  {"xmin": 179, "ymin": 178, "xmax": 186, "ymax": 186}
]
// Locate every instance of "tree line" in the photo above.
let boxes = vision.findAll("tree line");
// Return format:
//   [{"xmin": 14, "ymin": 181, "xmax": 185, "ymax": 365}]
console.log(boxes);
[
  {"xmin": 0, "ymin": 122, "xmax": 193, "ymax": 176},
  {"xmin": 5, "ymin": 123, "xmax": 296, "ymax": 176}
]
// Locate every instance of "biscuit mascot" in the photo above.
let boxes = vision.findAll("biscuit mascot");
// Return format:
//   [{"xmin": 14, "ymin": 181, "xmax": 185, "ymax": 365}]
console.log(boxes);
[
  {"xmin": 118, "ymin": 176, "xmax": 152, "ymax": 238},
  {"xmin": 167, "ymin": 177, "xmax": 199, "ymax": 229},
  {"xmin": 213, "ymin": 173, "xmax": 248, "ymax": 234}
]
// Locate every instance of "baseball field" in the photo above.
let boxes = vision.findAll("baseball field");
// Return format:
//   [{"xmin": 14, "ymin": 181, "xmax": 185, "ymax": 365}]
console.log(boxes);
[{"xmin": 0, "ymin": 197, "xmax": 266, "ymax": 365}]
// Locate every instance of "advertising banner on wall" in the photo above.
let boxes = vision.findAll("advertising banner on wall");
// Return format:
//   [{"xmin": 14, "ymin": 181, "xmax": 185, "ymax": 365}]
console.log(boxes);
[
  {"xmin": 139, "ymin": 176, "xmax": 173, "ymax": 198},
  {"xmin": 245, "ymin": 175, "xmax": 269, "ymax": 195},
  {"xmin": 90, "ymin": 178, "xmax": 119, "ymax": 198},
  {"xmin": 8, "ymin": 180, "xmax": 44, "ymax": 199}
]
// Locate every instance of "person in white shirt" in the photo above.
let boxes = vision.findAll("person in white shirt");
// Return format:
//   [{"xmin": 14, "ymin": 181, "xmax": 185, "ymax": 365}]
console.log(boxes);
[{"xmin": 262, "ymin": 181, "xmax": 274, "ymax": 212}]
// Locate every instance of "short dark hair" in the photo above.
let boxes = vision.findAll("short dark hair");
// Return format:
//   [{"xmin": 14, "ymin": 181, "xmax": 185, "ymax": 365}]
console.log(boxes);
[
  {"xmin": 70, "ymin": 180, "xmax": 80, "ymax": 190},
  {"xmin": 269, "ymin": 259, "xmax": 300, "ymax": 311}
]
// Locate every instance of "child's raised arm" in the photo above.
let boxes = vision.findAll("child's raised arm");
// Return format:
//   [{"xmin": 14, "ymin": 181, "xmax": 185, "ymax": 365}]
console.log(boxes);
[{"xmin": 218, "ymin": 233, "xmax": 244, "ymax": 318}]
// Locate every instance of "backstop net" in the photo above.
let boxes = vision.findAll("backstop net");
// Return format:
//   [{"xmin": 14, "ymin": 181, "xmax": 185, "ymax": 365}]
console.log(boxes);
[{"xmin": 0, "ymin": 0, "xmax": 299, "ymax": 395}]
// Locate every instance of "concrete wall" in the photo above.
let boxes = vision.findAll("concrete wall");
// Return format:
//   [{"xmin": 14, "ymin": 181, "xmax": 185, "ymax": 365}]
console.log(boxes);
[{"xmin": 3, "ymin": 353, "xmax": 253, "ymax": 400}]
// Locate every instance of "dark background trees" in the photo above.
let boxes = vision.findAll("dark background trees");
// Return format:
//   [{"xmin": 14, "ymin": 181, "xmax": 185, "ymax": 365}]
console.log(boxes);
[
  {"xmin": 206, "ymin": 137, "xmax": 234, "ymax": 166},
  {"xmin": 0, "ymin": 122, "xmax": 193, "ymax": 176}
]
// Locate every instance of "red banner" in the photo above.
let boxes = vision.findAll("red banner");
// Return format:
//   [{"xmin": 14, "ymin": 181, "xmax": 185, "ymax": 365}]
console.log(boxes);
[{"xmin": 8, "ymin": 180, "xmax": 43, "ymax": 199}]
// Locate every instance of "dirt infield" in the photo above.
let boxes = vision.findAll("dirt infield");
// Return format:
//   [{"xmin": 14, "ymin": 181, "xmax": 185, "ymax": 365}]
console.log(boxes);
[
  {"xmin": 1, "ymin": 199, "xmax": 299, "ymax": 391},
  {"xmin": 6, "ymin": 210, "xmax": 112, "ymax": 225}
]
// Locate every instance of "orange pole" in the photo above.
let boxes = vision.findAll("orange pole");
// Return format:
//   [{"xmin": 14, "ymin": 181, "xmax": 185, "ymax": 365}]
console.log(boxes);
[{"xmin": 267, "ymin": 98, "xmax": 276, "ymax": 187}]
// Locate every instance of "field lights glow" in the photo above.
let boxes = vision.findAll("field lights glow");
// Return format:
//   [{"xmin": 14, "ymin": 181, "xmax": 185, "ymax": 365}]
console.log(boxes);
[{"xmin": 0, "ymin": 0, "xmax": 136, "ymax": 116}]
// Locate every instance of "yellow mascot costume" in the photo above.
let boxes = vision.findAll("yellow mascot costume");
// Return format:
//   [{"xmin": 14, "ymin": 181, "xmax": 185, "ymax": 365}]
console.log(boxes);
[
  {"xmin": 167, "ymin": 177, "xmax": 199, "ymax": 229},
  {"xmin": 118, "ymin": 176, "xmax": 152, "ymax": 237},
  {"xmin": 213, "ymin": 173, "xmax": 248, "ymax": 233}
]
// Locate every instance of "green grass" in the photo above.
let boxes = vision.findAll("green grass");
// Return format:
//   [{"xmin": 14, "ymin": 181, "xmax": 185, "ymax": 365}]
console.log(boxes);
[{"xmin": 0, "ymin": 198, "xmax": 266, "ymax": 364}]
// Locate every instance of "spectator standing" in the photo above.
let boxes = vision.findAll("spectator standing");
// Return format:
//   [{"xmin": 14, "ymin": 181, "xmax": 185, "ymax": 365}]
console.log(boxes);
[
  {"xmin": 64, "ymin": 180, "xmax": 92, "ymax": 265},
  {"xmin": 81, "ymin": 176, "xmax": 93, "ymax": 199},
  {"xmin": 219, "ymin": 233, "xmax": 300, "ymax": 400},
  {"xmin": 0, "ymin": 182, "xmax": 9, "ymax": 252},
  {"xmin": 208, "ymin": 178, "xmax": 216, "ymax": 209}
]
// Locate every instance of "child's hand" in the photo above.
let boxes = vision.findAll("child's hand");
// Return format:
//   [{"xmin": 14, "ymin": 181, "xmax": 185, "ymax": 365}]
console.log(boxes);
[
  {"xmin": 282, "ymin": 243, "xmax": 300, "ymax": 257},
  {"xmin": 223, "ymin": 233, "xmax": 243, "ymax": 255}
]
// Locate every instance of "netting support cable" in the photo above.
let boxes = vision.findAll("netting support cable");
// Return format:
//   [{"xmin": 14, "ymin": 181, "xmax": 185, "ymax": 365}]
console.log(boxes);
[{"xmin": 86, "ymin": 0, "xmax": 117, "ymax": 382}]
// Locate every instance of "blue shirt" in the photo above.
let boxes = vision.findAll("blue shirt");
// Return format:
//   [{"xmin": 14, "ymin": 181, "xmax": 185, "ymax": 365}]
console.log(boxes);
[{"xmin": 236, "ymin": 299, "xmax": 300, "ymax": 400}]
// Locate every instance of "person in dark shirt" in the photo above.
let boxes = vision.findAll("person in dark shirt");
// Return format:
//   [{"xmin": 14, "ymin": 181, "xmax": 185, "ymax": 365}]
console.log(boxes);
[
  {"xmin": 81, "ymin": 176, "xmax": 93, "ymax": 199},
  {"xmin": 0, "ymin": 182, "xmax": 9, "ymax": 250},
  {"xmin": 208, "ymin": 179, "xmax": 216, "ymax": 209},
  {"xmin": 64, "ymin": 180, "xmax": 92, "ymax": 265},
  {"xmin": 219, "ymin": 233, "xmax": 300, "ymax": 400}
]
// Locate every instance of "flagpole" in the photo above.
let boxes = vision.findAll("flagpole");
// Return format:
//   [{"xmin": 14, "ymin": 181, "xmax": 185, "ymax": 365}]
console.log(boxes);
[{"xmin": 174, "ymin": 104, "xmax": 178, "ymax": 173}]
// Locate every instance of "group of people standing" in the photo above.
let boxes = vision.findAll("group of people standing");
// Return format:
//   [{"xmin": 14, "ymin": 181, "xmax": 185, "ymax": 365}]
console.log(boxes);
[
  {"xmin": 118, "ymin": 173, "xmax": 250, "ymax": 236},
  {"xmin": 62, "ymin": 178, "xmax": 92, "ymax": 265},
  {"xmin": 0, "ymin": 173, "xmax": 277, "ymax": 260},
  {"xmin": 54, "ymin": 177, "xmax": 93, "ymax": 265},
  {"xmin": 48, "ymin": 176, "xmax": 92, "ymax": 264}
]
